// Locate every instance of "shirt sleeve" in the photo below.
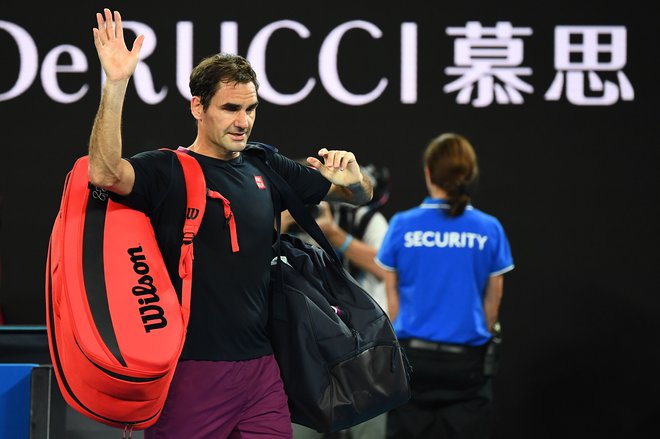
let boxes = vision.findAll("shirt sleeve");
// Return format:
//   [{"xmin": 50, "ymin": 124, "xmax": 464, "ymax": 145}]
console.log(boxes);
[
  {"xmin": 269, "ymin": 152, "xmax": 331, "ymax": 205},
  {"xmin": 489, "ymin": 219, "xmax": 514, "ymax": 276},
  {"xmin": 375, "ymin": 213, "xmax": 401, "ymax": 271},
  {"xmin": 108, "ymin": 150, "xmax": 175, "ymax": 215}
]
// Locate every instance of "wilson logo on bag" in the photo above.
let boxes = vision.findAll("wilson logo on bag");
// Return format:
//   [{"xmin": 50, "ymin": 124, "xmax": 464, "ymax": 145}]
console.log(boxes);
[
  {"xmin": 45, "ymin": 150, "xmax": 205, "ymax": 432},
  {"xmin": 127, "ymin": 245, "xmax": 168, "ymax": 333}
]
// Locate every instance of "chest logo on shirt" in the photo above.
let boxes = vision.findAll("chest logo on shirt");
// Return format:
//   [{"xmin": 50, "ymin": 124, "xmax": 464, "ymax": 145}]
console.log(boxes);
[{"xmin": 254, "ymin": 175, "xmax": 266, "ymax": 190}]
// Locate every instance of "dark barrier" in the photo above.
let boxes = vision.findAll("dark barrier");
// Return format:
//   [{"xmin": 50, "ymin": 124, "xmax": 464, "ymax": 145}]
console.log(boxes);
[
  {"xmin": 0, "ymin": 327, "xmax": 144, "ymax": 438},
  {"xmin": 29, "ymin": 366, "xmax": 145, "ymax": 439}
]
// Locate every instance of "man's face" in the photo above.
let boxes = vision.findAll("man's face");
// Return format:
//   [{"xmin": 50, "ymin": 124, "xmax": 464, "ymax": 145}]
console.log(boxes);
[{"xmin": 194, "ymin": 81, "xmax": 258, "ymax": 157}]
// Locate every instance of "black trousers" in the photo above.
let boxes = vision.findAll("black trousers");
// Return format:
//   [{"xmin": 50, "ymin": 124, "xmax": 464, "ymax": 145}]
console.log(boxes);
[{"xmin": 387, "ymin": 341, "xmax": 493, "ymax": 439}]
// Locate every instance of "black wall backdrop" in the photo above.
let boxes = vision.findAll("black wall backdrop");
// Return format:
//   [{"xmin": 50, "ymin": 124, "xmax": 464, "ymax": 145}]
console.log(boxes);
[{"xmin": 1, "ymin": 1, "xmax": 658, "ymax": 437}]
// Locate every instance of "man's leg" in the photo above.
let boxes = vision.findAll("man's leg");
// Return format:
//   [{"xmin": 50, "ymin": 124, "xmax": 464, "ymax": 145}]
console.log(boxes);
[
  {"xmin": 229, "ymin": 355, "xmax": 292, "ymax": 438},
  {"xmin": 145, "ymin": 360, "xmax": 245, "ymax": 439}
]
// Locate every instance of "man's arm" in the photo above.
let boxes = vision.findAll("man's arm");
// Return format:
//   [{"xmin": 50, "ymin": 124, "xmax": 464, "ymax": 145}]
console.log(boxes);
[
  {"xmin": 88, "ymin": 81, "xmax": 135, "ymax": 195},
  {"xmin": 339, "ymin": 236, "xmax": 385, "ymax": 279},
  {"xmin": 483, "ymin": 275, "xmax": 504, "ymax": 332},
  {"xmin": 306, "ymin": 148, "xmax": 373, "ymax": 205},
  {"xmin": 315, "ymin": 203, "xmax": 386, "ymax": 279},
  {"xmin": 325, "ymin": 175, "xmax": 372, "ymax": 205},
  {"xmin": 87, "ymin": 9, "xmax": 144, "ymax": 195}
]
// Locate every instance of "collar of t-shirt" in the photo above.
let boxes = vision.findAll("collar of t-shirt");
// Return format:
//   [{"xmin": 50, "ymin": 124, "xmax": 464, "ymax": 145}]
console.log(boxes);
[
  {"xmin": 420, "ymin": 197, "xmax": 448, "ymax": 209},
  {"xmin": 419, "ymin": 197, "xmax": 473, "ymax": 210}
]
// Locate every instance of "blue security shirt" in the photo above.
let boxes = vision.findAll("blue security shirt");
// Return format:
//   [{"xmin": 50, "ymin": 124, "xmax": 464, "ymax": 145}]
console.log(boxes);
[{"xmin": 376, "ymin": 198, "xmax": 514, "ymax": 346}]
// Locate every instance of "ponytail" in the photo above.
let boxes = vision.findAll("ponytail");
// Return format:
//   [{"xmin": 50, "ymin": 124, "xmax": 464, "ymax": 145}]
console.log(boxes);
[
  {"xmin": 423, "ymin": 133, "xmax": 479, "ymax": 217},
  {"xmin": 446, "ymin": 184, "xmax": 471, "ymax": 216}
]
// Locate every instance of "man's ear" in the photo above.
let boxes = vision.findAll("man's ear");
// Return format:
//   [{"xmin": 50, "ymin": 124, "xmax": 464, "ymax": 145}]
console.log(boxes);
[{"xmin": 190, "ymin": 96, "xmax": 203, "ymax": 120}]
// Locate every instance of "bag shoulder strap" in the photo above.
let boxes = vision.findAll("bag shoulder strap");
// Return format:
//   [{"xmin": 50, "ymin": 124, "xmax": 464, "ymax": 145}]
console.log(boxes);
[
  {"xmin": 244, "ymin": 144, "xmax": 341, "ymax": 265},
  {"xmin": 169, "ymin": 149, "xmax": 206, "ymax": 326}
]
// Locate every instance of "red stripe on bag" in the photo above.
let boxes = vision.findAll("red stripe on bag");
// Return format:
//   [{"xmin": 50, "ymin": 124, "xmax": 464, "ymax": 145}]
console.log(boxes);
[{"xmin": 207, "ymin": 189, "xmax": 240, "ymax": 253}]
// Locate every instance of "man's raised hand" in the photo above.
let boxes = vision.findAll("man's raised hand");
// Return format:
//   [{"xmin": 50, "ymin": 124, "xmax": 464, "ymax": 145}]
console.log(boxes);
[{"xmin": 92, "ymin": 9, "xmax": 144, "ymax": 82}]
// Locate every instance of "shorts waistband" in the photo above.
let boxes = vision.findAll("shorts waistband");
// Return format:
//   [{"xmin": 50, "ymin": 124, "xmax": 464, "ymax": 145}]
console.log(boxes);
[{"xmin": 402, "ymin": 338, "xmax": 474, "ymax": 354}]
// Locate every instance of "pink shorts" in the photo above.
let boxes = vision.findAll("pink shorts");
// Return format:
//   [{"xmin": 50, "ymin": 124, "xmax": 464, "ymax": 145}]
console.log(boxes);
[{"xmin": 145, "ymin": 355, "xmax": 292, "ymax": 439}]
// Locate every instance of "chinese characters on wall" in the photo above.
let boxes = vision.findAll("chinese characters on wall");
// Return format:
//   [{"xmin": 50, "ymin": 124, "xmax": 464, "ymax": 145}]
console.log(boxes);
[{"xmin": 444, "ymin": 22, "xmax": 634, "ymax": 107}]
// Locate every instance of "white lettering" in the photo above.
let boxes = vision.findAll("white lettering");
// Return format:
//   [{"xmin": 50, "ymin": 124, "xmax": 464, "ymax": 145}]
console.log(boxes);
[
  {"xmin": 465, "ymin": 232, "xmax": 476, "ymax": 248},
  {"xmin": 119, "ymin": 21, "xmax": 167, "ymax": 104},
  {"xmin": 174, "ymin": 20, "xmax": 242, "ymax": 101},
  {"xmin": 404, "ymin": 230, "xmax": 488, "ymax": 250},
  {"xmin": 220, "ymin": 21, "xmax": 239, "ymax": 54},
  {"xmin": 6, "ymin": 19, "xmax": 407, "ymax": 105},
  {"xmin": 476, "ymin": 234, "xmax": 488, "ymax": 250},
  {"xmin": 413, "ymin": 231, "xmax": 423, "ymax": 247},
  {"xmin": 422, "ymin": 231, "xmax": 435, "ymax": 247},
  {"xmin": 319, "ymin": 20, "xmax": 388, "ymax": 105},
  {"xmin": 41, "ymin": 45, "xmax": 89, "ymax": 103},
  {"xmin": 404, "ymin": 231, "xmax": 414, "ymax": 248},
  {"xmin": 448, "ymin": 232, "xmax": 461, "ymax": 247},
  {"xmin": 248, "ymin": 20, "xmax": 315, "ymax": 105},
  {"xmin": 0, "ymin": 21, "xmax": 38, "ymax": 102},
  {"xmin": 2, "ymin": 18, "xmax": 632, "ymax": 107},
  {"xmin": 176, "ymin": 21, "xmax": 193, "ymax": 100},
  {"xmin": 401, "ymin": 22, "xmax": 417, "ymax": 104},
  {"xmin": 435, "ymin": 232, "xmax": 448, "ymax": 247},
  {"xmin": 545, "ymin": 26, "xmax": 633, "ymax": 105}
]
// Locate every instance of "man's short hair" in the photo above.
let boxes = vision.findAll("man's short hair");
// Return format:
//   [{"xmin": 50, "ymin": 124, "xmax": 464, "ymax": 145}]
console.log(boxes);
[{"xmin": 189, "ymin": 53, "xmax": 259, "ymax": 110}]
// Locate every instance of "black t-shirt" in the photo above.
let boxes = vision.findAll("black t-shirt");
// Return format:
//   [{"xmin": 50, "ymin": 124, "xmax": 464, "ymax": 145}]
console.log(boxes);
[{"xmin": 114, "ymin": 147, "xmax": 330, "ymax": 361}]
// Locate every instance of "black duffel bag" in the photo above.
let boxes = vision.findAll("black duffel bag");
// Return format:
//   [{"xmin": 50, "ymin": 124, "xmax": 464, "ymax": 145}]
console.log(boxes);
[
  {"xmin": 247, "ymin": 145, "xmax": 412, "ymax": 432},
  {"xmin": 270, "ymin": 233, "xmax": 411, "ymax": 432}
]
